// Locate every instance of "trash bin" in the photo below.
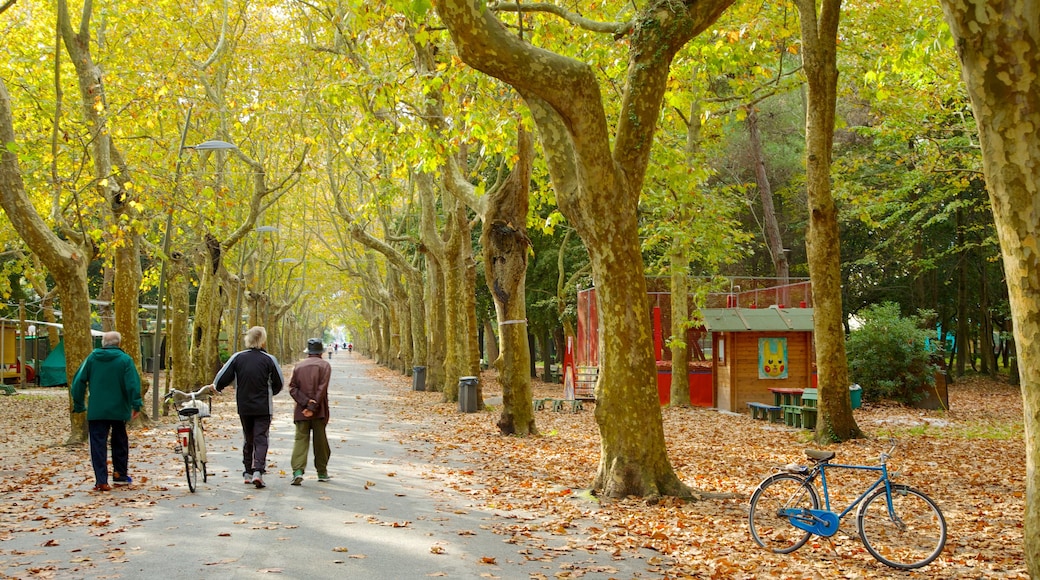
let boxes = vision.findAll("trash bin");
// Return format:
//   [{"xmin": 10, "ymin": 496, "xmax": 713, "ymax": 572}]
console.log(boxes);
[
  {"xmin": 412, "ymin": 366, "xmax": 426, "ymax": 391},
  {"xmin": 458, "ymin": 376, "xmax": 479, "ymax": 413},
  {"xmin": 850, "ymin": 384, "xmax": 862, "ymax": 409}
]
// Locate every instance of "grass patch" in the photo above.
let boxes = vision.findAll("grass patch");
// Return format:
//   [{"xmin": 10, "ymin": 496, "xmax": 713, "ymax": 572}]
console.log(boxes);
[{"xmin": 875, "ymin": 420, "xmax": 1023, "ymax": 441}]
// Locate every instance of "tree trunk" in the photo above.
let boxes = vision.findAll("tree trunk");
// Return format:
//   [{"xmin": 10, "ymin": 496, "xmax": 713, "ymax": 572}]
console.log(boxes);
[
  {"xmin": 116, "ymin": 239, "xmax": 148, "ymax": 422},
  {"xmin": 939, "ymin": 2, "xmax": 1040, "ymax": 574},
  {"xmin": 480, "ymin": 128, "xmax": 535, "ymax": 435},
  {"xmin": 387, "ymin": 272, "xmax": 404, "ymax": 373},
  {"xmin": 441, "ymin": 197, "xmax": 474, "ymax": 402},
  {"xmin": 435, "ymin": 0, "xmax": 735, "ymax": 498},
  {"xmin": 590, "ymin": 233, "xmax": 688, "ymax": 497},
  {"xmin": 425, "ymin": 255, "xmax": 447, "ymax": 392},
  {"xmin": 98, "ymin": 268, "xmax": 114, "ymax": 331},
  {"xmin": 979, "ymin": 260, "xmax": 993, "ymax": 375},
  {"xmin": 0, "ymin": 78, "xmax": 92, "ymax": 444},
  {"xmin": 793, "ymin": 0, "xmax": 861, "ymax": 444},
  {"xmin": 483, "ymin": 318, "xmax": 500, "ymax": 366},
  {"xmin": 191, "ymin": 234, "xmax": 226, "ymax": 385},
  {"xmin": 59, "ymin": 0, "xmax": 149, "ymax": 423},
  {"xmin": 956, "ymin": 207, "xmax": 969, "ymax": 375},
  {"xmin": 669, "ymin": 243, "xmax": 690, "ymax": 408},
  {"xmin": 747, "ymin": 107, "xmax": 789, "ymax": 281}
]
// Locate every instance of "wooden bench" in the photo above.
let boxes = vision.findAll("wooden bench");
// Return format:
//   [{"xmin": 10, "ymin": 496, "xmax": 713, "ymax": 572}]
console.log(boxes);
[
  {"xmin": 748, "ymin": 402, "xmax": 783, "ymax": 422},
  {"xmin": 782, "ymin": 404, "xmax": 802, "ymax": 427},
  {"xmin": 799, "ymin": 388, "xmax": 818, "ymax": 429}
]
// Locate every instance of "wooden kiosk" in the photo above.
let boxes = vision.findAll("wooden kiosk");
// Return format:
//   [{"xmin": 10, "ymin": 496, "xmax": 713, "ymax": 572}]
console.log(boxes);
[{"xmin": 700, "ymin": 307, "xmax": 816, "ymax": 413}]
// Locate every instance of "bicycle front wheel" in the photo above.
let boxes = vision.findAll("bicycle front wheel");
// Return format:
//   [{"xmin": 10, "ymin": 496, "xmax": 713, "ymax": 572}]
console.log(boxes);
[
  {"xmin": 857, "ymin": 484, "xmax": 946, "ymax": 569},
  {"xmin": 749, "ymin": 473, "xmax": 820, "ymax": 554},
  {"xmin": 194, "ymin": 423, "xmax": 208, "ymax": 483},
  {"xmin": 185, "ymin": 429, "xmax": 199, "ymax": 493}
]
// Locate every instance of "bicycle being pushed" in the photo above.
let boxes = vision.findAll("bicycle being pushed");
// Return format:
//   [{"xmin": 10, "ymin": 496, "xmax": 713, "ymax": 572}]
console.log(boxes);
[
  {"xmin": 164, "ymin": 385, "xmax": 217, "ymax": 493},
  {"xmin": 748, "ymin": 440, "xmax": 946, "ymax": 570}
]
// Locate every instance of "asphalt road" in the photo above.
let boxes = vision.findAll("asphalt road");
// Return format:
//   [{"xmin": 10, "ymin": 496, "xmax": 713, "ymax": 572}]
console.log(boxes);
[{"xmin": 2, "ymin": 354, "xmax": 660, "ymax": 579}]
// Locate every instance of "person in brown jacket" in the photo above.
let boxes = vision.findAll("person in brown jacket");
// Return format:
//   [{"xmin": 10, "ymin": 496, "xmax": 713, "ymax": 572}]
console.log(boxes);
[{"xmin": 289, "ymin": 338, "xmax": 333, "ymax": 485}]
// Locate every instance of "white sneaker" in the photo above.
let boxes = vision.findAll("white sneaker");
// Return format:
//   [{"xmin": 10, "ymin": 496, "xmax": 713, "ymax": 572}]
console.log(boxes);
[{"xmin": 252, "ymin": 471, "xmax": 265, "ymax": 488}]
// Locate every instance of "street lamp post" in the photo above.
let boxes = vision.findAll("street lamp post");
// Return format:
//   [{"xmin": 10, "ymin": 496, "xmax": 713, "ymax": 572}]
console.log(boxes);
[{"xmin": 150, "ymin": 129, "xmax": 237, "ymax": 419}]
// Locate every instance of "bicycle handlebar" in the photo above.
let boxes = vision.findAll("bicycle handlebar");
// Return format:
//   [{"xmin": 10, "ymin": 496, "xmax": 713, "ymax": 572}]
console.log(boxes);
[
  {"xmin": 880, "ymin": 439, "xmax": 898, "ymax": 463},
  {"xmin": 164, "ymin": 384, "xmax": 218, "ymax": 400}
]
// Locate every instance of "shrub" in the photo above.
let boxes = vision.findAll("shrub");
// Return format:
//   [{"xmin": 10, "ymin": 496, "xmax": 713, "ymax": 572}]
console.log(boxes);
[{"xmin": 846, "ymin": 302, "xmax": 939, "ymax": 405}]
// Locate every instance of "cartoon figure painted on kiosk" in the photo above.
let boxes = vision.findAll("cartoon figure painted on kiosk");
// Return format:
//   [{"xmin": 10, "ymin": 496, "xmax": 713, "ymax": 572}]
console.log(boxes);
[{"xmin": 759, "ymin": 338, "xmax": 788, "ymax": 379}]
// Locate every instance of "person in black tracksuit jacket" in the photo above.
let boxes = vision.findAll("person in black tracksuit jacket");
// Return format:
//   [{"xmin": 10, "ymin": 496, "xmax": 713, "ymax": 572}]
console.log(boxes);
[{"xmin": 213, "ymin": 326, "xmax": 283, "ymax": 488}]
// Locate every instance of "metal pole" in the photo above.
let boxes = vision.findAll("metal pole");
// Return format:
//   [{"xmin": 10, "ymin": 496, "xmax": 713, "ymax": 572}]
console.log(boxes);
[
  {"xmin": 233, "ymin": 246, "xmax": 246, "ymax": 352},
  {"xmin": 18, "ymin": 300, "xmax": 26, "ymax": 387}
]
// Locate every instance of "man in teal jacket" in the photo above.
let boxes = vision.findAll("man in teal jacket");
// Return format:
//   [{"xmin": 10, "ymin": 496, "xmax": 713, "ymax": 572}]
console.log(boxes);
[{"xmin": 72, "ymin": 331, "xmax": 142, "ymax": 491}]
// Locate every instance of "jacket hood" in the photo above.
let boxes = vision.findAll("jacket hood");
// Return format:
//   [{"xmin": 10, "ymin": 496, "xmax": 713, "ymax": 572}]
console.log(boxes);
[{"xmin": 91, "ymin": 346, "xmax": 126, "ymax": 361}]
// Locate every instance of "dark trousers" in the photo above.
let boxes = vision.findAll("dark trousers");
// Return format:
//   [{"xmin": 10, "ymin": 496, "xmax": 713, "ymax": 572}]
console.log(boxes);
[
  {"xmin": 240, "ymin": 415, "xmax": 272, "ymax": 474},
  {"xmin": 88, "ymin": 420, "xmax": 129, "ymax": 485}
]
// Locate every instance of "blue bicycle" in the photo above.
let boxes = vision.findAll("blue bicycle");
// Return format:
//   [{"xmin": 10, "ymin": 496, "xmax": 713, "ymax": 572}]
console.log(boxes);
[{"xmin": 748, "ymin": 441, "xmax": 946, "ymax": 570}]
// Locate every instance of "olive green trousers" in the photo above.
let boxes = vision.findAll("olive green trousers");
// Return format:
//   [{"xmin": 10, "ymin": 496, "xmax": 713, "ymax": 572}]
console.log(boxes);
[{"xmin": 291, "ymin": 419, "xmax": 330, "ymax": 475}]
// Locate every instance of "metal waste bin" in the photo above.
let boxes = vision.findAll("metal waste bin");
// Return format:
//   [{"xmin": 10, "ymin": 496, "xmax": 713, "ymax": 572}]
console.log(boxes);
[
  {"xmin": 850, "ymin": 384, "xmax": 862, "ymax": 409},
  {"xmin": 458, "ymin": 376, "xmax": 479, "ymax": 413},
  {"xmin": 412, "ymin": 366, "xmax": 427, "ymax": 391}
]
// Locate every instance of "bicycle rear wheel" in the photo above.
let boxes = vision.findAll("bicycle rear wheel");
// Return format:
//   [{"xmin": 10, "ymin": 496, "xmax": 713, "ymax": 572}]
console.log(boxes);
[
  {"xmin": 185, "ymin": 429, "xmax": 198, "ymax": 493},
  {"xmin": 749, "ymin": 473, "xmax": 820, "ymax": 554},
  {"xmin": 857, "ymin": 484, "xmax": 946, "ymax": 569}
]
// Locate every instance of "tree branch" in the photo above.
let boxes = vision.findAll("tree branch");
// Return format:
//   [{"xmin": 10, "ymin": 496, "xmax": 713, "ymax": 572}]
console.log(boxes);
[{"xmin": 488, "ymin": 2, "xmax": 634, "ymax": 36}]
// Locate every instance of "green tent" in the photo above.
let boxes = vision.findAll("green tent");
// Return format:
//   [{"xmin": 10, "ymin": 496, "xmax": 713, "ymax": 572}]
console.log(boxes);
[{"xmin": 39, "ymin": 339, "xmax": 67, "ymax": 387}]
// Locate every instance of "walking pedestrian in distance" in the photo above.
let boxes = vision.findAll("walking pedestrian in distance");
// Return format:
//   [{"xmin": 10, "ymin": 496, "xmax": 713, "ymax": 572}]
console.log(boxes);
[
  {"xmin": 213, "ymin": 326, "xmax": 283, "ymax": 488},
  {"xmin": 289, "ymin": 338, "xmax": 332, "ymax": 485},
  {"xmin": 71, "ymin": 331, "xmax": 142, "ymax": 491}
]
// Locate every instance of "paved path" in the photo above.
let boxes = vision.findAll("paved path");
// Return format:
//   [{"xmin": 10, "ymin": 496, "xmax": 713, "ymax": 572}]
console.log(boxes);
[{"xmin": 2, "ymin": 354, "xmax": 659, "ymax": 579}]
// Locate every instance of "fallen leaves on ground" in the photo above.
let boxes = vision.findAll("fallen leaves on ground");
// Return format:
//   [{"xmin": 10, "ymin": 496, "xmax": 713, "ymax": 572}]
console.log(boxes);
[
  {"xmin": 374, "ymin": 366, "xmax": 1027, "ymax": 579},
  {"xmin": 0, "ymin": 367, "xmax": 1027, "ymax": 578}
]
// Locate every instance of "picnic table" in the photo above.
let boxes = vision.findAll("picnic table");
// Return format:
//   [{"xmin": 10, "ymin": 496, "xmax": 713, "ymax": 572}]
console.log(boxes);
[{"xmin": 768, "ymin": 387, "xmax": 804, "ymax": 407}]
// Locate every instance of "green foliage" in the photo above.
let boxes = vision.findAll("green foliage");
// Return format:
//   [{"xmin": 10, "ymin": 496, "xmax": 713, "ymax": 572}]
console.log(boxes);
[{"xmin": 846, "ymin": 303, "xmax": 940, "ymax": 405}]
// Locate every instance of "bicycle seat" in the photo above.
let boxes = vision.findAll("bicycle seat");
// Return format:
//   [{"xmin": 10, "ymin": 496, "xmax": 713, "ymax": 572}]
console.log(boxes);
[
  {"xmin": 178, "ymin": 407, "xmax": 200, "ymax": 417},
  {"xmin": 805, "ymin": 449, "xmax": 835, "ymax": 462}
]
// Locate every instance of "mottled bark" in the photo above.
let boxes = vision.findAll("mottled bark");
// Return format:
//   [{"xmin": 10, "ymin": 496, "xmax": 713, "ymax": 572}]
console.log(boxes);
[
  {"xmin": 481, "ymin": 128, "xmax": 535, "ymax": 436},
  {"xmin": 191, "ymin": 234, "xmax": 226, "ymax": 384},
  {"xmin": 418, "ymin": 170, "xmax": 475, "ymax": 398},
  {"xmin": 669, "ymin": 243, "xmax": 690, "ymax": 408},
  {"xmin": 793, "ymin": 0, "xmax": 861, "ymax": 444},
  {"xmin": 483, "ymin": 319, "xmax": 500, "ymax": 365},
  {"xmin": 938, "ymin": 0, "xmax": 1040, "ymax": 573},
  {"xmin": 425, "ymin": 254, "xmax": 447, "ymax": 391},
  {"xmin": 440, "ymin": 197, "xmax": 474, "ymax": 401},
  {"xmin": 0, "ymin": 79, "xmax": 92, "ymax": 444},
  {"xmin": 435, "ymin": 0, "xmax": 735, "ymax": 497},
  {"xmin": 387, "ymin": 271, "xmax": 405, "ymax": 373}
]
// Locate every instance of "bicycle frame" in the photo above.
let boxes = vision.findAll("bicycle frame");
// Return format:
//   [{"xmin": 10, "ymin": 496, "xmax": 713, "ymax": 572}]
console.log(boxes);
[
  {"xmin": 782, "ymin": 459, "xmax": 894, "ymax": 537},
  {"xmin": 165, "ymin": 387, "xmax": 214, "ymax": 463}
]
